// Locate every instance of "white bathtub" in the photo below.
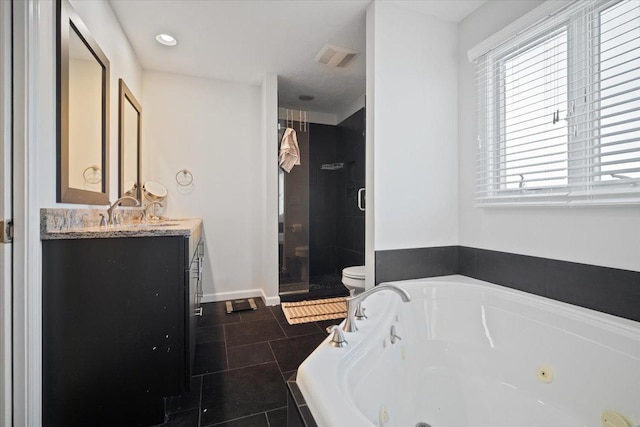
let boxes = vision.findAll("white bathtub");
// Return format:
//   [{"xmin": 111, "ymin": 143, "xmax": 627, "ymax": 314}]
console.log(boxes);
[{"xmin": 297, "ymin": 275, "xmax": 640, "ymax": 427}]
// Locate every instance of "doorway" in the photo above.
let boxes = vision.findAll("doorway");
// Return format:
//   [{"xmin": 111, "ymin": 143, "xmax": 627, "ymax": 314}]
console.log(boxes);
[{"xmin": 0, "ymin": 0, "xmax": 12, "ymax": 423}]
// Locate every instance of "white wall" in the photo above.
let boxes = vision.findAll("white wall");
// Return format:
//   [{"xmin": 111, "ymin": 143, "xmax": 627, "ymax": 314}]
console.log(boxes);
[
  {"xmin": 261, "ymin": 73, "xmax": 279, "ymax": 305},
  {"xmin": 365, "ymin": 3, "xmax": 376, "ymax": 288},
  {"xmin": 458, "ymin": 1, "xmax": 640, "ymax": 272},
  {"xmin": 370, "ymin": 2, "xmax": 459, "ymax": 251},
  {"xmin": 142, "ymin": 71, "xmax": 268, "ymax": 301}
]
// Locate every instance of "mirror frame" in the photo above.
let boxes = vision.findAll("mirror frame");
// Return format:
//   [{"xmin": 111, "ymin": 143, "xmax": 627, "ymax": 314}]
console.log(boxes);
[
  {"xmin": 118, "ymin": 79, "xmax": 142, "ymax": 202},
  {"xmin": 57, "ymin": 0, "xmax": 110, "ymax": 204}
]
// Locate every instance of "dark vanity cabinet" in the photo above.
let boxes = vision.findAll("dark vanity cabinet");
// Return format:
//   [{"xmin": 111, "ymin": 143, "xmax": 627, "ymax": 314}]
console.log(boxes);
[{"xmin": 43, "ymin": 231, "xmax": 203, "ymax": 426}]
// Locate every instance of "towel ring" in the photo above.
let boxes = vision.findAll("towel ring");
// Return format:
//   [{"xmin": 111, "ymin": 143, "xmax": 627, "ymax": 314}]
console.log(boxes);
[
  {"xmin": 176, "ymin": 169, "xmax": 193, "ymax": 187},
  {"xmin": 83, "ymin": 165, "xmax": 102, "ymax": 184}
]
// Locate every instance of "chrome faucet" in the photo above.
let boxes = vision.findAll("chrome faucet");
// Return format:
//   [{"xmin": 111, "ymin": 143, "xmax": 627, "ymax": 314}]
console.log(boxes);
[
  {"xmin": 106, "ymin": 196, "xmax": 140, "ymax": 226},
  {"xmin": 326, "ymin": 325, "xmax": 348, "ymax": 347},
  {"xmin": 143, "ymin": 201, "xmax": 163, "ymax": 222},
  {"xmin": 342, "ymin": 284, "xmax": 411, "ymax": 333}
]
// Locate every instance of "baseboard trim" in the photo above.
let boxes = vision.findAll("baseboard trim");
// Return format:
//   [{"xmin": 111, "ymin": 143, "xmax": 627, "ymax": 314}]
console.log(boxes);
[
  {"xmin": 201, "ymin": 289, "xmax": 264, "ymax": 304},
  {"xmin": 201, "ymin": 289, "xmax": 281, "ymax": 306},
  {"xmin": 261, "ymin": 289, "xmax": 281, "ymax": 306}
]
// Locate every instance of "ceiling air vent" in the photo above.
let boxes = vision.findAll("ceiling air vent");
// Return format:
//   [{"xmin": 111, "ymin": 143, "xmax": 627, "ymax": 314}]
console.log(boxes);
[{"xmin": 314, "ymin": 44, "xmax": 358, "ymax": 68}]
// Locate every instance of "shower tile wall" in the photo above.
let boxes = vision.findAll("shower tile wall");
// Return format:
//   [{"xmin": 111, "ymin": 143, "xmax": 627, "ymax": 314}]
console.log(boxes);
[
  {"xmin": 308, "ymin": 108, "xmax": 365, "ymax": 277},
  {"xmin": 309, "ymin": 123, "xmax": 338, "ymax": 276}
]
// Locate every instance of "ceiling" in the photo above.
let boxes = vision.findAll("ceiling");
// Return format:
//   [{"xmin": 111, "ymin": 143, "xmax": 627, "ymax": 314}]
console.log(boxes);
[{"xmin": 109, "ymin": 0, "xmax": 485, "ymax": 114}]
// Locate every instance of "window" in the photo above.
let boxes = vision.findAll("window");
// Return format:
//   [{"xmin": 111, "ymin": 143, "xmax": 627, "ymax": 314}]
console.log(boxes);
[{"xmin": 474, "ymin": 0, "xmax": 640, "ymax": 205}]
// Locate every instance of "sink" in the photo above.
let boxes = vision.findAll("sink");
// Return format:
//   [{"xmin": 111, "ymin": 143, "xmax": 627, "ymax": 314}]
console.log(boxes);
[{"xmin": 149, "ymin": 222, "xmax": 180, "ymax": 227}]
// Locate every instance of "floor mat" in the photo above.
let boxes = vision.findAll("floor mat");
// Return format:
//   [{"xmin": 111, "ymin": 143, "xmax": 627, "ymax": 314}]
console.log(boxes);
[{"xmin": 281, "ymin": 297, "xmax": 347, "ymax": 325}]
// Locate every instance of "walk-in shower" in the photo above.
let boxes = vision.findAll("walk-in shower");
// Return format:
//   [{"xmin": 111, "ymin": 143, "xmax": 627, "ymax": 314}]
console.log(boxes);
[{"xmin": 278, "ymin": 108, "xmax": 366, "ymax": 300}]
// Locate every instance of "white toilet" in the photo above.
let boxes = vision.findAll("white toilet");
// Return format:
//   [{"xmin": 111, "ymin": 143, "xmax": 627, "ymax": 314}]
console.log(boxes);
[
  {"xmin": 342, "ymin": 265, "xmax": 365, "ymax": 295},
  {"xmin": 295, "ymin": 245, "xmax": 309, "ymax": 282}
]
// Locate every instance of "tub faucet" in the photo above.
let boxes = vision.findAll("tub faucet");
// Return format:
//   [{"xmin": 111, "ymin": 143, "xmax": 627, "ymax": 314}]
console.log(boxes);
[
  {"xmin": 326, "ymin": 325, "xmax": 348, "ymax": 347},
  {"xmin": 106, "ymin": 196, "xmax": 140, "ymax": 226},
  {"xmin": 343, "ymin": 284, "xmax": 411, "ymax": 333}
]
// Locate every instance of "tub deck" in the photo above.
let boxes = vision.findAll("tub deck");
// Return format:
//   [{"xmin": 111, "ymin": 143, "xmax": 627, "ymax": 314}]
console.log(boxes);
[{"xmin": 297, "ymin": 275, "xmax": 640, "ymax": 427}]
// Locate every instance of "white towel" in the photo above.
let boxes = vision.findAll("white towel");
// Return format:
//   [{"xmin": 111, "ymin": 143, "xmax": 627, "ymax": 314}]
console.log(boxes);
[{"xmin": 279, "ymin": 127, "xmax": 301, "ymax": 173}]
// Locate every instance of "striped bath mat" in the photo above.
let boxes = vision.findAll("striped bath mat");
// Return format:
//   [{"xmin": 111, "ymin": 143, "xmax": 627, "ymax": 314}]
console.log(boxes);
[{"xmin": 281, "ymin": 297, "xmax": 347, "ymax": 325}]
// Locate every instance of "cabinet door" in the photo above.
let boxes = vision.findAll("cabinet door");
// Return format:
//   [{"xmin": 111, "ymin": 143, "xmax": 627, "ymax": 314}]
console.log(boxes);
[
  {"xmin": 186, "ymin": 241, "xmax": 202, "ymax": 381},
  {"xmin": 187, "ymin": 266, "xmax": 196, "ymax": 381},
  {"xmin": 43, "ymin": 236, "xmax": 186, "ymax": 426}
]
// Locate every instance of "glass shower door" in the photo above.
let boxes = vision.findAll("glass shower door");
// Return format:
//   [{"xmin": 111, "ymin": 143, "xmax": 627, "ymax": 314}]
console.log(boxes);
[{"xmin": 278, "ymin": 119, "xmax": 309, "ymax": 294}]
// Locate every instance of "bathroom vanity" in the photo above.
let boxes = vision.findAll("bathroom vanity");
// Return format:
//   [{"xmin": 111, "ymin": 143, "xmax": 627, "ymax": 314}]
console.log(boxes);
[{"xmin": 41, "ymin": 212, "xmax": 203, "ymax": 426}]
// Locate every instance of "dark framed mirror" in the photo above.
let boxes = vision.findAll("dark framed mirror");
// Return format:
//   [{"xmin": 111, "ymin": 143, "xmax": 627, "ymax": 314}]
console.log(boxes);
[
  {"xmin": 118, "ymin": 79, "xmax": 141, "ymax": 201},
  {"xmin": 57, "ymin": 0, "xmax": 110, "ymax": 204}
]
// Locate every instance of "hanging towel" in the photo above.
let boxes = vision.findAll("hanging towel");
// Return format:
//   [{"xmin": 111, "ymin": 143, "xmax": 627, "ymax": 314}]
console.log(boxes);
[{"xmin": 279, "ymin": 127, "xmax": 301, "ymax": 173}]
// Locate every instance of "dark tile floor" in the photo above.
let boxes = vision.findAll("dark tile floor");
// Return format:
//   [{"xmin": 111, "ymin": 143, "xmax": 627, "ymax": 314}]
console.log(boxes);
[{"xmin": 155, "ymin": 299, "xmax": 336, "ymax": 427}]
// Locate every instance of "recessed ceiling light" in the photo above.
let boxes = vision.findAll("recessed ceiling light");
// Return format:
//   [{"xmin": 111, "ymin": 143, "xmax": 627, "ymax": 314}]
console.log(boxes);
[
  {"xmin": 155, "ymin": 34, "xmax": 177, "ymax": 46},
  {"xmin": 298, "ymin": 95, "xmax": 315, "ymax": 101}
]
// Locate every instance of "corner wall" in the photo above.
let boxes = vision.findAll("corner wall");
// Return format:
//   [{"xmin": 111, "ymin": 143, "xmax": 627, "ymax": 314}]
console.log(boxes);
[
  {"xmin": 142, "ymin": 70, "xmax": 267, "ymax": 302},
  {"xmin": 369, "ymin": 2, "xmax": 459, "ymax": 254},
  {"xmin": 260, "ymin": 73, "xmax": 279, "ymax": 305},
  {"xmin": 457, "ymin": 1, "xmax": 640, "ymax": 272}
]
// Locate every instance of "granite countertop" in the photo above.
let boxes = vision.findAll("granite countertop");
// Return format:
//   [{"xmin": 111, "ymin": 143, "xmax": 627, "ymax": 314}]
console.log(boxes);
[{"xmin": 40, "ymin": 208, "xmax": 202, "ymax": 240}]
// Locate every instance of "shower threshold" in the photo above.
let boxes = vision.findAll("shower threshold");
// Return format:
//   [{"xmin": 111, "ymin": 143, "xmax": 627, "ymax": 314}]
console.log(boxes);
[{"xmin": 279, "ymin": 282, "xmax": 309, "ymax": 295}]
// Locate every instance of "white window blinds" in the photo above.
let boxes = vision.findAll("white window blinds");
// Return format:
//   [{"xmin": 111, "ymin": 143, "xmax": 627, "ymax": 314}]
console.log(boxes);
[{"xmin": 473, "ymin": 0, "xmax": 640, "ymax": 206}]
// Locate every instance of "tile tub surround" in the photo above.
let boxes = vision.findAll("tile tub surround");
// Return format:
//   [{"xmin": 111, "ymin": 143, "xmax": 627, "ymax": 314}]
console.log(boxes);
[
  {"xmin": 376, "ymin": 246, "xmax": 640, "ymax": 323},
  {"xmin": 40, "ymin": 208, "xmax": 202, "ymax": 239},
  {"xmin": 155, "ymin": 299, "xmax": 332, "ymax": 427},
  {"xmin": 460, "ymin": 247, "xmax": 640, "ymax": 323},
  {"xmin": 375, "ymin": 246, "xmax": 459, "ymax": 284}
]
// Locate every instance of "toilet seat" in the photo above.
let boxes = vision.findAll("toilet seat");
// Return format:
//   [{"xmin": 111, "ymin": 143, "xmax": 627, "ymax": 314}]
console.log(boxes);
[
  {"xmin": 342, "ymin": 266, "xmax": 365, "ymax": 280},
  {"xmin": 342, "ymin": 265, "xmax": 366, "ymax": 294}
]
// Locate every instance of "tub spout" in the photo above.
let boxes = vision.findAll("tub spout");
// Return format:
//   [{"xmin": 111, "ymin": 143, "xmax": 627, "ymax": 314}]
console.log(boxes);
[{"xmin": 342, "ymin": 283, "xmax": 411, "ymax": 333}]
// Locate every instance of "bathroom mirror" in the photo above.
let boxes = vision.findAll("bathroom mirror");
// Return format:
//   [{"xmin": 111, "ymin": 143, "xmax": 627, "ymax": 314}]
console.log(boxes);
[
  {"xmin": 118, "ymin": 79, "xmax": 141, "ymax": 201},
  {"xmin": 57, "ymin": 0, "xmax": 110, "ymax": 204}
]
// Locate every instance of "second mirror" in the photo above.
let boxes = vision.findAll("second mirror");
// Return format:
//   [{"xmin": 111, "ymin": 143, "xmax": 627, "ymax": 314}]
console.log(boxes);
[{"xmin": 118, "ymin": 79, "xmax": 141, "ymax": 201}]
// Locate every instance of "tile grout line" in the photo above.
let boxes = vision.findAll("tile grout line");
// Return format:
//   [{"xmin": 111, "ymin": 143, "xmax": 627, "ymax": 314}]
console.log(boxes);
[
  {"xmin": 267, "ymin": 337, "xmax": 290, "ymax": 386},
  {"xmin": 274, "ymin": 310, "xmax": 288, "ymax": 337},
  {"xmin": 194, "ymin": 360, "xmax": 282, "ymax": 377},
  {"xmin": 222, "ymin": 323, "xmax": 230, "ymax": 372},
  {"xmin": 206, "ymin": 407, "xmax": 287, "ymax": 426}
]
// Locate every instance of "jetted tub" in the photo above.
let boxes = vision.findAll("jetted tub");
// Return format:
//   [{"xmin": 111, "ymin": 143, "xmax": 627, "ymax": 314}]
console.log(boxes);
[{"xmin": 297, "ymin": 275, "xmax": 640, "ymax": 427}]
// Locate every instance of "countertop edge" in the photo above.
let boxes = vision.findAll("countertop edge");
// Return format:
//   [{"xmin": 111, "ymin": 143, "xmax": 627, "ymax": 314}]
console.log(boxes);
[{"xmin": 41, "ymin": 217, "xmax": 203, "ymax": 240}]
